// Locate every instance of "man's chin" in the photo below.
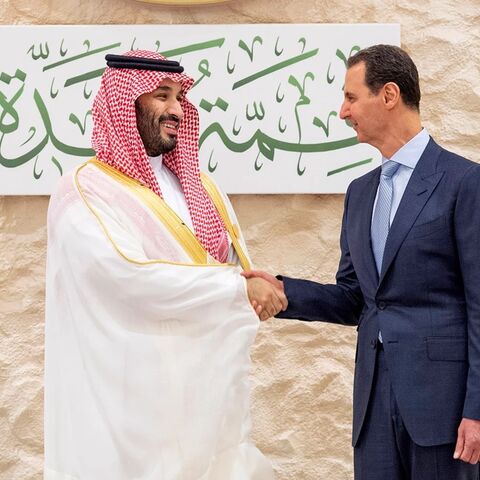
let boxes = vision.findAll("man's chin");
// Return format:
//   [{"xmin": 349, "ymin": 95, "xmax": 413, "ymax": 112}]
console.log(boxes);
[
  {"xmin": 146, "ymin": 141, "xmax": 177, "ymax": 157},
  {"xmin": 159, "ymin": 137, "xmax": 177, "ymax": 154},
  {"xmin": 354, "ymin": 132, "xmax": 366, "ymax": 144}
]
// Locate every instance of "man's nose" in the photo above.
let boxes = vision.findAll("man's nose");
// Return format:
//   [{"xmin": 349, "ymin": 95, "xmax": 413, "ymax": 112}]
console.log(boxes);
[
  {"xmin": 339, "ymin": 101, "xmax": 349, "ymax": 120},
  {"xmin": 167, "ymin": 100, "xmax": 183, "ymax": 120}
]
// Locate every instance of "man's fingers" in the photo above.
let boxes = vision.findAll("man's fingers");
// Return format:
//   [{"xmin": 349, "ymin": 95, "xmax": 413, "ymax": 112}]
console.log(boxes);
[
  {"xmin": 260, "ymin": 299, "xmax": 275, "ymax": 320},
  {"xmin": 469, "ymin": 450, "xmax": 480, "ymax": 465},
  {"xmin": 454, "ymin": 428, "xmax": 465, "ymax": 459},
  {"xmin": 461, "ymin": 447, "xmax": 473, "ymax": 464},
  {"xmin": 252, "ymin": 300, "xmax": 264, "ymax": 318},
  {"xmin": 455, "ymin": 419, "xmax": 480, "ymax": 463},
  {"xmin": 241, "ymin": 270, "xmax": 255, "ymax": 279},
  {"xmin": 277, "ymin": 289, "xmax": 288, "ymax": 311},
  {"xmin": 460, "ymin": 444, "xmax": 473, "ymax": 463},
  {"xmin": 270, "ymin": 295, "xmax": 283, "ymax": 317},
  {"xmin": 253, "ymin": 301, "xmax": 264, "ymax": 316},
  {"xmin": 246, "ymin": 276, "xmax": 287, "ymax": 320},
  {"xmin": 242, "ymin": 270, "xmax": 283, "ymax": 290},
  {"xmin": 260, "ymin": 309, "xmax": 271, "ymax": 321},
  {"xmin": 242, "ymin": 269, "xmax": 266, "ymax": 280},
  {"xmin": 260, "ymin": 297, "xmax": 279, "ymax": 320},
  {"xmin": 262, "ymin": 288, "xmax": 285, "ymax": 319},
  {"xmin": 272, "ymin": 289, "xmax": 288, "ymax": 314}
]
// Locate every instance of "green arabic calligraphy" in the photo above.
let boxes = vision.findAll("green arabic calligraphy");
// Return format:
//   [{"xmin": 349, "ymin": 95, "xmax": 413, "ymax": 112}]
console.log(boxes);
[
  {"xmin": 1, "ymin": 32, "xmax": 371, "ymax": 184},
  {"xmin": 0, "ymin": 88, "xmax": 93, "ymax": 169},
  {"xmin": 226, "ymin": 51, "xmax": 236, "ymax": 74},
  {"xmin": 313, "ymin": 111, "xmax": 338, "ymax": 137},
  {"xmin": 199, "ymin": 122, "xmax": 358, "ymax": 158},
  {"xmin": 193, "ymin": 59, "xmax": 211, "ymax": 87},
  {"xmin": 232, "ymin": 48, "xmax": 319, "ymax": 90},
  {"xmin": 200, "ymin": 97, "xmax": 229, "ymax": 113},
  {"xmin": 246, "ymin": 101, "xmax": 265, "ymax": 121},
  {"xmin": 327, "ymin": 158, "xmax": 372, "ymax": 176},
  {"xmin": 238, "ymin": 36, "xmax": 263, "ymax": 61},
  {"xmin": 20, "ymin": 127, "xmax": 36, "ymax": 147},
  {"xmin": 274, "ymin": 37, "xmax": 283, "ymax": 57},
  {"xmin": 161, "ymin": 38, "xmax": 225, "ymax": 58},
  {"xmin": 69, "ymin": 110, "xmax": 92, "ymax": 135},
  {"xmin": 28, "ymin": 42, "xmax": 49, "ymax": 60},
  {"xmin": 0, "ymin": 85, "xmax": 24, "ymax": 134},
  {"xmin": 44, "ymin": 42, "xmax": 121, "ymax": 71},
  {"xmin": 289, "ymin": 72, "xmax": 314, "ymax": 174},
  {"xmin": 59, "ymin": 39, "xmax": 68, "ymax": 57}
]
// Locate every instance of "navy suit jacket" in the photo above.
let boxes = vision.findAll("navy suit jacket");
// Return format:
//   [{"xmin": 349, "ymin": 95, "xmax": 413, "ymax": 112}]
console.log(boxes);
[{"xmin": 278, "ymin": 138, "xmax": 480, "ymax": 447}]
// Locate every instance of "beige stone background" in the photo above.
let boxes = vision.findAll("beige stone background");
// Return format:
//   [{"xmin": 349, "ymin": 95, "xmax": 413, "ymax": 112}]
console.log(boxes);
[{"xmin": 0, "ymin": 0, "xmax": 479, "ymax": 479}]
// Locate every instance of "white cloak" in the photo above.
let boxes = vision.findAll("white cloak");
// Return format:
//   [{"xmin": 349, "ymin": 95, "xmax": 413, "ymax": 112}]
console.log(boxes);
[{"xmin": 44, "ymin": 161, "xmax": 274, "ymax": 480}]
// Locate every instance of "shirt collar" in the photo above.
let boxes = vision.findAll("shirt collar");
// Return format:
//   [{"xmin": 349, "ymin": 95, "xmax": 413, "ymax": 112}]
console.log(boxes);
[
  {"xmin": 382, "ymin": 128, "xmax": 430, "ymax": 169},
  {"xmin": 148, "ymin": 154, "xmax": 163, "ymax": 171}
]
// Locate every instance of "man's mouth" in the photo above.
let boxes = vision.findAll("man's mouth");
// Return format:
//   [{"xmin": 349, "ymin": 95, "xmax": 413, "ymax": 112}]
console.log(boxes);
[
  {"xmin": 158, "ymin": 115, "xmax": 180, "ymax": 136},
  {"xmin": 160, "ymin": 121, "xmax": 179, "ymax": 135},
  {"xmin": 345, "ymin": 119, "xmax": 356, "ymax": 130}
]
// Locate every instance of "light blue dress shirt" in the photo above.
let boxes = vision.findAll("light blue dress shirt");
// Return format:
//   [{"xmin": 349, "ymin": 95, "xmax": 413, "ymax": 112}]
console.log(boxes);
[{"xmin": 372, "ymin": 128, "xmax": 430, "ymax": 227}]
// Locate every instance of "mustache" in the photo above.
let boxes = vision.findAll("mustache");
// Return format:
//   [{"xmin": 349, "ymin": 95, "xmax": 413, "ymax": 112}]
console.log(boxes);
[{"xmin": 158, "ymin": 114, "xmax": 180, "ymax": 124}]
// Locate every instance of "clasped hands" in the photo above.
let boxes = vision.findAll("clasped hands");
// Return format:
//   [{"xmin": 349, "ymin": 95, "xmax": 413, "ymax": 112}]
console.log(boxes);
[{"xmin": 242, "ymin": 270, "xmax": 287, "ymax": 321}]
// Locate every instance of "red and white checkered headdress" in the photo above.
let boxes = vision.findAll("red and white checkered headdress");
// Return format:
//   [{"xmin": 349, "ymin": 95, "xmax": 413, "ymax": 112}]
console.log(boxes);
[{"xmin": 92, "ymin": 50, "xmax": 228, "ymax": 262}]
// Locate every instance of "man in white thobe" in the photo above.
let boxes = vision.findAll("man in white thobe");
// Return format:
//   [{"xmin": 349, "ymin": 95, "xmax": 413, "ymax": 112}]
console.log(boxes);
[{"xmin": 44, "ymin": 50, "xmax": 285, "ymax": 480}]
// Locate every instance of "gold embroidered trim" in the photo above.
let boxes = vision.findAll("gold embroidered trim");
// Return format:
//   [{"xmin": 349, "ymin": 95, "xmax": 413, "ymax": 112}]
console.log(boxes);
[
  {"xmin": 200, "ymin": 173, "xmax": 251, "ymax": 271},
  {"xmin": 74, "ymin": 158, "xmax": 235, "ymax": 268},
  {"xmin": 89, "ymin": 158, "xmax": 209, "ymax": 263}
]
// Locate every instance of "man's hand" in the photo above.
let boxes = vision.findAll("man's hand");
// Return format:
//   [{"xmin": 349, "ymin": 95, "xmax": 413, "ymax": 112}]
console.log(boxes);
[
  {"xmin": 245, "ymin": 276, "xmax": 287, "ymax": 321},
  {"xmin": 242, "ymin": 269, "xmax": 284, "ymax": 291},
  {"xmin": 454, "ymin": 418, "xmax": 480, "ymax": 464}
]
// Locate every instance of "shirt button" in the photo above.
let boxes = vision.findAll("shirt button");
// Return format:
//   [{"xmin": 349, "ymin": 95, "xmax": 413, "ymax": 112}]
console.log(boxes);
[{"xmin": 378, "ymin": 301, "xmax": 387, "ymax": 310}]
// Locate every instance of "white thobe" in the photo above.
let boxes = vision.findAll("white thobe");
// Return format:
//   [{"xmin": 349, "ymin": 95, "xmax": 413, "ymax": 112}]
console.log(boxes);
[{"xmin": 44, "ymin": 160, "xmax": 273, "ymax": 480}]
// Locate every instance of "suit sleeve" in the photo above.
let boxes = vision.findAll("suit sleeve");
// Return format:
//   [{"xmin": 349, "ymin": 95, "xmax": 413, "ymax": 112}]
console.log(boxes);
[
  {"xmin": 455, "ymin": 164, "xmax": 480, "ymax": 420},
  {"xmin": 277, "ymin": 184, "xmax": 364, "ymax": 326}
]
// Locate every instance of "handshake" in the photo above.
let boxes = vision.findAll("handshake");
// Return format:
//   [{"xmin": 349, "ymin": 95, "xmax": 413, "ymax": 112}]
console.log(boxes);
[{"xmin": 242, "ymin": 270, "xmax": 288, "ymax": 321}]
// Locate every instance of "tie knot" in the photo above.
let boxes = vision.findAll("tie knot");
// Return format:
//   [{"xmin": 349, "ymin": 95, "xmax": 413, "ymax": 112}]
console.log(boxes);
[{"xmin": 381, "ymin": 160, "xmax": 400, "ymax": 178}]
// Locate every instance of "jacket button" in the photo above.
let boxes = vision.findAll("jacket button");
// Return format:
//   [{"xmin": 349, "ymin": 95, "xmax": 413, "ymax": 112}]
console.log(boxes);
[{"xmin": 378, "ymin": 301, "xmax": 386, "ymax": 310}]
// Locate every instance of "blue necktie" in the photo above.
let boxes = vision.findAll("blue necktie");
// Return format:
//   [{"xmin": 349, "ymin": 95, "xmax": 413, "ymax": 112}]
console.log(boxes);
[{"xmin": 371, "ymin": 160, "xmax": 400, "ymax": 274}]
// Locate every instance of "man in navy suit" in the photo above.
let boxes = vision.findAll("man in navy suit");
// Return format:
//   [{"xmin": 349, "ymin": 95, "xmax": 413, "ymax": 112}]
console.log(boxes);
[{"xmin": 245, "ymin": 45, "xmax": 480, "ymax": 479}]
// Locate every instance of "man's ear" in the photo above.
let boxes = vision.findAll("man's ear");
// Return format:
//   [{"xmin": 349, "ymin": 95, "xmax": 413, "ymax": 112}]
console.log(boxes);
[{"xmin": 383, "ymin": 82, "xmax": 401, "ymax": 110}]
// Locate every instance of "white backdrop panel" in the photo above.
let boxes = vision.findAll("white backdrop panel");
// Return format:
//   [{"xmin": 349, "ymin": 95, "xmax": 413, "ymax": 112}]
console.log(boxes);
[{"xmin": 0, "ymin": 24, "xmax": 400, "ymax": 194}]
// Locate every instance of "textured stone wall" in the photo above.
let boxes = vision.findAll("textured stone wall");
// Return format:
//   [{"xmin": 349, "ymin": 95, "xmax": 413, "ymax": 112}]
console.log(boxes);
[{"xmin": 1, "ymin": 1, "xmax": 479, "ymax": 479}]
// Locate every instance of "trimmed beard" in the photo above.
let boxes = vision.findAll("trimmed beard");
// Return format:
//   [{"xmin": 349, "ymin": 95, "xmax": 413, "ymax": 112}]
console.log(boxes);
[{"xmin": 135, "ymin": 102, "xmax": 178, "ymax": 157}]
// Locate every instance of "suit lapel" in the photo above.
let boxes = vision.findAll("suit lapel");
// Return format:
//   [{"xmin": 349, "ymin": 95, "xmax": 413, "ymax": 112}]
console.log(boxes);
[
  {"xmin": 379, "ymin": 139, "xmax": 444, "ymax": 284},
  {"xmin": 357, "ymin": 170, "xmax": 381, "ymax": 285}
]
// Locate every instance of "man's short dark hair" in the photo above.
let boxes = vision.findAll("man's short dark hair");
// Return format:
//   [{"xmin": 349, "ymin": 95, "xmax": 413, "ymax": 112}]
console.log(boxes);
[{"xmin": 347, "ymin": 44, "xmax": 421, "ymax": 111}]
